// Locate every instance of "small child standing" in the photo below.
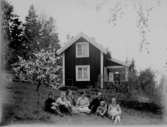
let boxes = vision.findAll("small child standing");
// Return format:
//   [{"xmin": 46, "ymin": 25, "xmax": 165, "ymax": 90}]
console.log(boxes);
[
  {"xmin": 96, "ymin": 100, "xmax": 108, "ymax": 117},
  {"xmin": 108, "ymin": 97, "xmax": 122, "ymax": 124}
]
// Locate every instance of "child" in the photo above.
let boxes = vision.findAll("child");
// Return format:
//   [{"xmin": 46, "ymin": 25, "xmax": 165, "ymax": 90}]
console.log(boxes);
[
  {"xmin": 108, "ymin": 97, "xmax": 122, "ymax": 124},
  {"xmin": 96, "ymin": 100, "xmax": 107, "ymax": 117}
]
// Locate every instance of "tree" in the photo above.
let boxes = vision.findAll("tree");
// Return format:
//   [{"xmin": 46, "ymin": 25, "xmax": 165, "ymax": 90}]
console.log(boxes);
[
  {"xmin": 95, "ymin": 0, "xmax": 161, "ymax": 52},
  {"xmin": 129, "ymin": 59, "xmax": 135, "ymax": 73},
  {"xmin": 1, "ymin": 0, "xmax": 14, "ymax": 67},
  {"xmin": 24, "ymin": 5, "xmax": 60, "ymax": 58},
  {"xmin": 12, "ymin": 48, "xmax": 62, "ymax": 116},
  {"xmin": 1, "ymin": 0, "xmax": 26, "ymax": 68},
  {"xmin": 127, "ymin": 59, "xmax": 140, "ymax": 97},
  {"xmin": 1, "ymin": 0, "xmax": 13, "ymax": 40},
  {"xmin": 12, "ymin": 48, "xmax": 62, "ymax": 90},
  {"xmin": 38, "ymin": 16, "xmax": 60, "ymax": 51},
  {"xmin": 138, "ymin": 68, "xmax": 162, "ymax": 105},
  {"xmin": 8, "ymin": 16, "xmax": 26, "ymax": 65},
  {"xmin": 138, "ymin": 68, "xmax": 155, "ymax": 95},
  {"xmin": 24, "ymin": 5, "xmax": 41, "ymax": 56}
]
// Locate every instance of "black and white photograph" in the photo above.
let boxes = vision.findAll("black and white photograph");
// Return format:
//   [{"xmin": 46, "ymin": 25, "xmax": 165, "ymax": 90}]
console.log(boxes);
[{"xmin": 0, "ymin": 0, "xmax": 167, "ymax": 126}]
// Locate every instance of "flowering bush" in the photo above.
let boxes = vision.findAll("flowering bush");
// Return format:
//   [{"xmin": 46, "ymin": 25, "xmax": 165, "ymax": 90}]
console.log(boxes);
[{"xmin": 12, "ymin": 49, "xmax": 62, "ymax": 89}]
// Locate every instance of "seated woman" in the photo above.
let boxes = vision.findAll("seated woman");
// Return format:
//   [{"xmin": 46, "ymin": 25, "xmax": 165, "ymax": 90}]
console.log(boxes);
[
  {"xmin": 96, "ymin": 100, "xmax": 108, "ymax": 117},
  {"xmin": 66, "ymin": 90, "xmax": 76, "ymax": 106},
  {"xmin": 107, "ymin": 97, "xmax": 122, "ymax": 124},
  {"xmin": 66, "ymin": 90, "xmax": 79, "ymax": 114},
  {"xmin": 76, "ymin": 91, "xmax": 90, "ymax": 113},
  {"xmin": 52, "ymin": 91, "xmax": 72, "ymax": 115}
]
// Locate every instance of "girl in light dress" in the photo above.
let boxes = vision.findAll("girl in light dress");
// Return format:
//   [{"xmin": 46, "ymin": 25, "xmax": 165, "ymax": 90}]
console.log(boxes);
[
  {"xmin": 75, "ymin": 91, "xmax": 91, "ymax": 113},
  {"xmin": 108, "ymin": 97, "xmax": 122, "ymax": 124}
]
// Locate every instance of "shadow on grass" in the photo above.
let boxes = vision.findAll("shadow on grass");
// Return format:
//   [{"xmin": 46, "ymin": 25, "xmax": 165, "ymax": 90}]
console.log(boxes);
[
  {"xmin": 120, "ymin": 100, "xmax": 162, "ymax": 115},
  {"xmin": 1, "ymin": 104, "xmax": 16, "ymax": 126}
]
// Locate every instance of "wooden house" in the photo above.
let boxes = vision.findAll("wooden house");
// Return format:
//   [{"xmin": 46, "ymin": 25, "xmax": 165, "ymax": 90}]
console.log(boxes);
[{"xmin": 56, "ymin": 33, "xmax": 128, "ymax": 88}]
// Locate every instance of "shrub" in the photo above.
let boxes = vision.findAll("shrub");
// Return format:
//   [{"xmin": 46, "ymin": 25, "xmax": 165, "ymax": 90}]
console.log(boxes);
[
  {"xmin": 126, "ymin": 70, "xmax": 141, "ymax": 99},
  {"xmin": 139, "ymin": 69, "xmax": 155, "ymax": 94},
  {"xmin": 138, "ymin": 68, "xmax": 162, "ymax": 105},
  {"xmin": 126, "ymin": 68, "xmax": 162, "ymax": 106}
]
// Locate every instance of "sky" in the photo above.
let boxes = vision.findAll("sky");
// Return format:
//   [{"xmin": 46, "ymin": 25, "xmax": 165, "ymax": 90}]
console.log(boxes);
[{"xmin": 8, "ymin": 0, "xmax": 167, "ymax": 73}]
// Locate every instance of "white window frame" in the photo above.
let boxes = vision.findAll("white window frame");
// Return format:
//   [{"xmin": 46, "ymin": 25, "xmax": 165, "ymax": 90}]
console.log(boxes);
[
  {"xmin": 76, "ymin": 65, "xmax": 90, "ymax": 81},
  {"xmin": 76, "ymin": 42, "xmax": 89, "ymax": 58}
]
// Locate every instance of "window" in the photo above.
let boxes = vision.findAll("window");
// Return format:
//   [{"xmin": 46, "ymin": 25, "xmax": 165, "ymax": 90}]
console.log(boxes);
[
  {"xmin": 76, "ymin": 42, "xmax": 89, "ymax": 58},
  {"xmin": 76, "ymin": 65, "xmax": 90, "ymax": 81}
]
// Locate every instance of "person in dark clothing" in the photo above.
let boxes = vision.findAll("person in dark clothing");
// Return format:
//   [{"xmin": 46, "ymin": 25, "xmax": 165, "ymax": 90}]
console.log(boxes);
[
  {"xmin": 89, "ymin": 92, "xmax": 103, "ymax": 114},
  {"xmin": 44, "ymin": 92, "xmax": 64, "ymax": 116},
  {"xmin": 44, "ymin": 92, "xmax": 55, "ymax": 113}
]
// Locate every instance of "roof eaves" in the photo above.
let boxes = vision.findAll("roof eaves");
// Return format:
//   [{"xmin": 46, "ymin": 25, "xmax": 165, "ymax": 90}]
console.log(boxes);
[
  {"xmin": 56, "ymin": 32, "xmax": 107, "ymax": 55},
  {"xmin": 110, "ymin": 57, "xmax": 129, "ymax": 67}
]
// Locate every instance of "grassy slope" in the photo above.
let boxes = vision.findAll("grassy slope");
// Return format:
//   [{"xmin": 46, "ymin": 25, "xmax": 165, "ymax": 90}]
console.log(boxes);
[
  {"xmin": 1, "ymin": 81, "xmax": 164, "ymax": 125},
  {"xmin": 2, "ymin": 81, "xmax": 55, "ymax": 124}
]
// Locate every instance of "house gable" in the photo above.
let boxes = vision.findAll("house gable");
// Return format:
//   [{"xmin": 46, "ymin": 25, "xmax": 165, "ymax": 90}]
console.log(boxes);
[{"xmin": 56, "ymin": 32, "xmax": 107, "ymax": 55}]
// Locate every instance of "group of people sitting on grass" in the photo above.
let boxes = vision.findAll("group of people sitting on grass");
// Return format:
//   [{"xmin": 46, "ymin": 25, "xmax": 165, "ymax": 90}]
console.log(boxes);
[{"xmin": 44, "ymin": 90, "xmax": 122, "ymax": 124}]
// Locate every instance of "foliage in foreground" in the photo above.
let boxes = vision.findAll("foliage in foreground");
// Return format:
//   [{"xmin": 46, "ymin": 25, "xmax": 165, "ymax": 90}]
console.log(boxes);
[
  {"xmin": 12, "ymin": 48, "xmax": 62, "ymax": 89},
  {"xmin": 126, "ymin": 60, "xmax": 163, "ymax": 107}
]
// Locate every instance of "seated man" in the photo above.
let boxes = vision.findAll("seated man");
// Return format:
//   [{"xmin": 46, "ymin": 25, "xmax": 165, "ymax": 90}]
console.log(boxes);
[
  {"xmin": 96, "ymin": 100, "xmax": 108, "ymax": 117},
  {"xmin": 108, "ymin": 97, "xmax": 122, "ymax": 124},
  {"xmin": 53, "ymin": 91, "xmax": 72, "ymax": 115},
  {"xmin": 89, "ymin": 92, "xmax": 103, "ymax": 114},
  {"xmin": 76, "ymin": 91, "xmax": 90, "ymax": 113}
]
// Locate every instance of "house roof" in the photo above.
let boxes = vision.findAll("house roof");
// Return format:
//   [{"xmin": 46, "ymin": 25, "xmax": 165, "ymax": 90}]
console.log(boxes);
[
  {"xmin": 56, "ymin": 32, "xmax": 129, "ymax": 67},
  {"xmin": 107, "ymin": 58, "xmax": 129, "ymax": 67},
  {"xmin": 56, "ymin": 32, "xmax": 107, "ymax": 55}
]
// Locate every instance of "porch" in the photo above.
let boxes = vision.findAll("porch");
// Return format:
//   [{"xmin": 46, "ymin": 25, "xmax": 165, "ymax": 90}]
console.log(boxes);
[{"xmin": 104, "ymin": 65, "xmax": 128, "ymax": 84}]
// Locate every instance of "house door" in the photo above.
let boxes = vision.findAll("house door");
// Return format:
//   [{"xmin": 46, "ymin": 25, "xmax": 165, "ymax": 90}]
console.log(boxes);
[{"xmin": 109, "ymin": 72, "xmax": 114, "ymax": 82}]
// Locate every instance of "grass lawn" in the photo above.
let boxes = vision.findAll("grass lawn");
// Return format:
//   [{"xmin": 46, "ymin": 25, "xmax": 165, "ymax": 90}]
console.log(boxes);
[{"xmin": 1, "ymin": 81, "xmax": 164, "ymax": 125}]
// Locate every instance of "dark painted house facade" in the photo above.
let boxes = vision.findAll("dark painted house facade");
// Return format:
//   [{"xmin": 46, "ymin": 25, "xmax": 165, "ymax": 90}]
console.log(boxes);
[{"xmin": 57, "ymin": 33, "xmax": 128, "ymax": 88}]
